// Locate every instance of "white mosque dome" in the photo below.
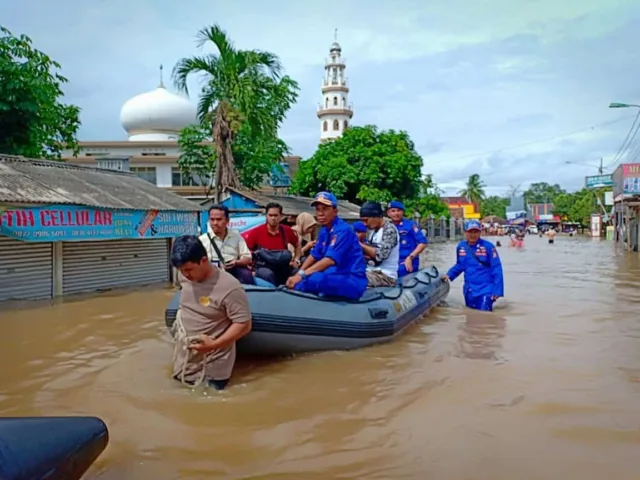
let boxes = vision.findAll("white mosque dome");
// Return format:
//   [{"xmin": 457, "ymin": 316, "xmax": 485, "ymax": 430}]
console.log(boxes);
[{"xmin": 120, "ymin": 85, "xmax": 198, "ymax": 141}]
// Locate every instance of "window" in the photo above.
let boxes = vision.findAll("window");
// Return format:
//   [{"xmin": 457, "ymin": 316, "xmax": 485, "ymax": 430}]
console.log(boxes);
[
  {"xmin": 171, "ymin": 167, "xmax": 209, "ymax": 187},
  {"xmin": 344, "ymin": 120, "xmax": 348, "ymax": 130},
  {"xmin": 323, "ymin": 121, "xmax": 328, "ymax": 132},
  {"xmin": 325, "ymin": 98, "xmax": 329, "ymax": 108},
  {"xmin": 333, "ymin": 120, "xmax": 339, "ymax": 131},
  {"xmin": 130, "ymin": 166, "xmax": 157, "ymax": 184},
  {"xmin": 333, "ymin": 96, "xmax": 338, "ymax": 106},
  {"xmin": 342, "ymin": 97, "xmax": 346, "ymax": 107}
]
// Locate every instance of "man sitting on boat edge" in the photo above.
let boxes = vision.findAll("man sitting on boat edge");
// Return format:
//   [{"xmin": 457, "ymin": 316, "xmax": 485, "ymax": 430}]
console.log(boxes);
[
  {"xmin": 285, "ymin": 191, "xmax": 368, "ymax": 300},
  {"xmin": 359, "ymin": 201, "xmax": 400, "ymax": 287},
  {"xmin": 199, "ymin": 205, "xmax": 254, "ymax": 285},
  {"xmin": 386, "ymin": 200, "xmax": 428, "ymax": 277}
]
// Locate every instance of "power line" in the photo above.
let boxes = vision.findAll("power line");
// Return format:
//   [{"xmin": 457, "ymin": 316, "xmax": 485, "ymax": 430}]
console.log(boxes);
[
  {"xmin": 604, "ymin": 111, "xmax": 640, "ymax": 169},
  {"xmin": 438, "ymin": 115, "xmax": 637, "ymax": 165}
]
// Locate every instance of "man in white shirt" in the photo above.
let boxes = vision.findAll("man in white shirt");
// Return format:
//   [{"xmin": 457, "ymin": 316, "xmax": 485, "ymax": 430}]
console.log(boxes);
[
  {"xmin": 358, "ymin": 201, "xmax": 400, "ymax": 287},
  {"xmin": 198, "ymin": 205, "xmax": 254, "ymax": 285}
]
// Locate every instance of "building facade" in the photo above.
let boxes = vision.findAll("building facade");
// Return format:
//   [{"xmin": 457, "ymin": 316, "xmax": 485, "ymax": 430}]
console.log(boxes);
[
  {"xmin": 317, "ymin": 32, "xmax": 354, "ymax": 142},
  {"xmin": 0, "ymin": 155, "xmax": 204, "ymax": 302}
]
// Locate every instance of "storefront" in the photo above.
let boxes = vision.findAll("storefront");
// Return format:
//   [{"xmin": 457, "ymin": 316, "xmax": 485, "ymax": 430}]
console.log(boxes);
[
  {"xmin": 612, "ymin": 163, "xmax": 640, "ymax": 251},
  {"xmin": 0, "ymin": 205, "xmax": 203, "ymax": 301}
]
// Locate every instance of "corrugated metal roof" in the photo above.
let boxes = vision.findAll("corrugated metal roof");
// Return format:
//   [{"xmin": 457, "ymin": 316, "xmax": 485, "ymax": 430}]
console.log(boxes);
[
  {"xmin": 0, "ymin": 155, "xmax": 203, "ymax": 211},
  {"xmin": 216, "ymin": 188, "xmax": 363, "ymax": 220}
]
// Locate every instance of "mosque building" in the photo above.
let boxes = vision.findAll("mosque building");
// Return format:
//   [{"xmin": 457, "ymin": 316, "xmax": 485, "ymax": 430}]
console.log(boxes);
[{"xmin": 62, "ymin": 34, "xmax": 351, "ymax": 196}]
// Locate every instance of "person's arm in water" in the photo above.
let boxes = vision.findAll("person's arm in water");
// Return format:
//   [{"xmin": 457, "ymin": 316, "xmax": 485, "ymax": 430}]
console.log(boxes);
[
  {"xmin": 443, "ymin": 245, "xmax": 465, "ymax": 282},
  {"xmin": 489, "ymin": 245, "xmax": 504, "ymax": 299}
]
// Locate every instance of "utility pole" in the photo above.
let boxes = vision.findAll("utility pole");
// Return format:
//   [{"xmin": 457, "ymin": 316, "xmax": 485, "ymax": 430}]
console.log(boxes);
[{"xmin": 598, "ymin": 157, "xmax": 604, "ymax": 174}]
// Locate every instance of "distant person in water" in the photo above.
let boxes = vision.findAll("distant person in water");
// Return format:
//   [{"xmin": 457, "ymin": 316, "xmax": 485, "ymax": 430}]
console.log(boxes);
[
  {"xmin": 443, "ymin": 220, "xmax": 504, "ymax": 312},
  {"xmin": 546, "ymin": 227, "xmax": 557, "ymax": 244}
]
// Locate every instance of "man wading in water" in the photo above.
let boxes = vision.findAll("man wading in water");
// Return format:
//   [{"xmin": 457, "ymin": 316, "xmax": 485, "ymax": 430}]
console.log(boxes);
[{"xmin": 170, "ymin": 235, "xmax": 252, "ymax": 390}]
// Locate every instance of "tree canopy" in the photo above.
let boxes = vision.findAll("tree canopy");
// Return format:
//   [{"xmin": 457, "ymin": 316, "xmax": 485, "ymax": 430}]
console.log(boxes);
[
  {"xmin": 524, "ymin": 182, "xmax": 566, "ymax": 204},
  {"xmin": 0, "ymin": 27, "xmax": 81, "ymax": 159},
  {"xmin": 172, "ymin": 24, "xmax": 299, "ymax": 200},
  {"xmin": 177, "ymin": 123, "xmax": 290, "ymax": 195},
  {"xmin": 404, "ymin": 175, "xmax": 450, "ymax": 219},
  {"xmin": 552, "ymin": 188, "xmax": 608, "ymax": 225},
  {"xmin": 480, "ymin": 195, "xmax": 509, "ymax": 218},
  {"xmin": 290, "ymin": 125, "xmax": 424, "ymax": 204}
]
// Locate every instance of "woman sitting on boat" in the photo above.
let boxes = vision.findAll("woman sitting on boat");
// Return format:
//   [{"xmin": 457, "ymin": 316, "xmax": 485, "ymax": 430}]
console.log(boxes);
[{"xmin": 291, "ymin": 212, "xmax": 317, "ymax": 265}]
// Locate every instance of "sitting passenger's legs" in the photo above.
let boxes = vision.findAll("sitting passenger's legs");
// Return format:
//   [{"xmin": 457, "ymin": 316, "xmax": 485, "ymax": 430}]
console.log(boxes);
[
  {"xmin": 227, "ymin": 266, "xmax": 255, "ymax": 285},
  {"xmin": 255, "ymin": 267, "xmax": 277, "ymax": 286},
  {"xmin": 294, "ymin": 266, "xmax": 367, "ymax": 300}
]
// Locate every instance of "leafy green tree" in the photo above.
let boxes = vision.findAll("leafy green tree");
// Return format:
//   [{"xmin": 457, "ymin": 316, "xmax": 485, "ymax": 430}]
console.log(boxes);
[
  {"xmin": 177, "ymin": 123, "xmax": 290, "ymax": 194},
  {"xmin": 459, "ymin": 173, "xmax": 486, "ymax": 205},
  {"xmin": 404, "ymin": 175, "xmax": 450, "ymax": 219},
  {"xmin": 172, "ymin": 24, "xmax": 299, "ymax": 201},
  {"xmin": 553, "ymin": 188, "xmax": 608, "ymax": 225},
  {"xmin": 524, "ymin": 182, "xmax": 565, "ymax": 204},
  {"xmin": 291, "ymin": 125, "xmax": 423, "ymax": 204},
  {"xmin": 0, "ymin": 27, "xmax": 81, "ymax": 159},
  {"xmin": 480, "ymin": 195, "xmax": 509, "ymax": 218}
]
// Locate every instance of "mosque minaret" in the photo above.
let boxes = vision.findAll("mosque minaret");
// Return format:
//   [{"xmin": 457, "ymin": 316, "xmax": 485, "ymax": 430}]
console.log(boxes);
[{"xmin": 317, "ymin": 30, "xmax": 354, "ymax": 142}]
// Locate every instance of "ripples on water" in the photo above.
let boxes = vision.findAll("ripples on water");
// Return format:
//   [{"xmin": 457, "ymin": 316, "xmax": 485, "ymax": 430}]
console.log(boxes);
[{"xmin": 1, "ymin": 235, "xmax": 640, "ymax": 479}]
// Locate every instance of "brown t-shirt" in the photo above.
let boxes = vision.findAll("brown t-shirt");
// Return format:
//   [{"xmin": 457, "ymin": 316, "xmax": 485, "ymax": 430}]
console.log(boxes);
[{"xmin": 173, "ymin": 268, "xmax": 251, "ymax": 382}]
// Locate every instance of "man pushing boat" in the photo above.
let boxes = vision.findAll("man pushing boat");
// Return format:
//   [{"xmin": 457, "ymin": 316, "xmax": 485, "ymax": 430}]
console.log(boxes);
[
  {"xmin": 443, "ymin": 219, "xmax": 504, "ymax": 312},
  {"xmin": 285, "ymin": 192, "xmax": 367, "ymax": 300}
]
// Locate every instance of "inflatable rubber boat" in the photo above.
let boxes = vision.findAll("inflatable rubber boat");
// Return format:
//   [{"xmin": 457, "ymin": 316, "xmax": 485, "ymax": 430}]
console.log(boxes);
[
  {"xmin": 0, "ymin": 416, "xmax": 109, "ymax": 480},
  {"xmin": 165, "ymin": 265, "xmax": 449, "ymax": 356}
]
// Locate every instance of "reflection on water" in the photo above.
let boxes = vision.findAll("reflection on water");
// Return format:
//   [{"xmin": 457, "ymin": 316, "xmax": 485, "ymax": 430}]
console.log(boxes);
[{"xmin": 2, "ymin": 235, "xmax": 640, "ymax": 479}]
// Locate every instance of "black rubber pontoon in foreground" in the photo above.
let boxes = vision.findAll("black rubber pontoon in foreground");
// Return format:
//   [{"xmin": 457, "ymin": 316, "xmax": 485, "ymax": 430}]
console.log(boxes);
[
  {"xmin": 0, "ymin": 416, "xmax": 109, "ymax": 480},
  {"xmin": 165, "ymin": 265, "xmax": 449, "ymax": 356}
]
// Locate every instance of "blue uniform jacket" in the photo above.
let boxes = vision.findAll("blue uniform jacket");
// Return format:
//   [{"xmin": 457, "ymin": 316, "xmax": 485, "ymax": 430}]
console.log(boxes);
[
  {"xmin": 446, "ymin": 238, "xmax": 504, "ymax": 297},
  {"xmin": 310, "ymin": 216, "xmax": 367, "ymax": 277}
]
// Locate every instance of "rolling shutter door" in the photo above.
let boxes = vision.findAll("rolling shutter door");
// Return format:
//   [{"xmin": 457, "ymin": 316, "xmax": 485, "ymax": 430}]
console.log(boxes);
[
  {"xmin": 62, "ymin": 238, "xmax": 170, "ymax": 295},
  {"xmin": 0, "ymin": 235, "xmax": 53, "ymax": 301}
]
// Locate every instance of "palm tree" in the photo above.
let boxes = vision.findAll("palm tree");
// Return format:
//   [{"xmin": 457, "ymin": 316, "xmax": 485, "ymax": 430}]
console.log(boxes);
[
  {"xmin": 172, "ymin": 24, "xmax": 290, "ymax": 202},
  {"xmin": 459, "ymin": 173, "xmax": 486, "ymax": 206}
]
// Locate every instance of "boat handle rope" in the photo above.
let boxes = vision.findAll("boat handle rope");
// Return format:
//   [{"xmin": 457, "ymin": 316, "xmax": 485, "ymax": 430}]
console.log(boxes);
[{"xmin": 256, "ymin": 266, "xmax": 441, "ymax": 304}]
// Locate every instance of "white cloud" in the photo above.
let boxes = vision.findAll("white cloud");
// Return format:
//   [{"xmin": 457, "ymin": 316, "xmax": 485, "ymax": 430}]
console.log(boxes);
[{"xmin": 2, "ymin": 0, "xmax": 639, "ymax": 195}]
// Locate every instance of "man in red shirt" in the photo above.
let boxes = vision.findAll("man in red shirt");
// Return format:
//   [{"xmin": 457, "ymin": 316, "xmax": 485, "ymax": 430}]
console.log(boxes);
[{"xmin": 243, "ymin": 202, "xmax": 301, "ymax": 285}]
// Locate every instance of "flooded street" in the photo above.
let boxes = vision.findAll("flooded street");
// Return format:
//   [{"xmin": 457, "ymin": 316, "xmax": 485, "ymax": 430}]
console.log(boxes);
[{"xmin": 2, "ymin": 235, "xmax": 640, "ymax": 479}]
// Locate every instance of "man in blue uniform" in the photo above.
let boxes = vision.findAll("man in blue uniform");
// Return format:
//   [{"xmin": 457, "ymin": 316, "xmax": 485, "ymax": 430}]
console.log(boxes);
[
  {"xmin": 285, "ymin": 192, "xmax": 367, "ymax": 300},
  {"xmin": 387, "ymin": 200, "xmax": 428, "ymax": 277},
  {"xmin": 443, "ymin": 219, "xmax": 504, "ymax": 312}
]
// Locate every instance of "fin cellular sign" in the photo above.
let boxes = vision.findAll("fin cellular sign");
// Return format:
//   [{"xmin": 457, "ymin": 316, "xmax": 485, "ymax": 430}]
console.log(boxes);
[{"xmin": 0, "ymin": 205, "xmax": 201, "ymax": 242}]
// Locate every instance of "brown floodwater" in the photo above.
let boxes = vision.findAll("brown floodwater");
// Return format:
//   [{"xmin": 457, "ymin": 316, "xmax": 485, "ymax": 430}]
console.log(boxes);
[{"xmin": 2, "ymin": 235, "xmax": 640, "ymax": 479}]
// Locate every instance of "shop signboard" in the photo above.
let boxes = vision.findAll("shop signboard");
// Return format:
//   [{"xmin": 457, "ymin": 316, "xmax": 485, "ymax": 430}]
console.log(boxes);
[
  {"xmin": 585, "ymin": 174, "xmax": 613, "ymax": 189},
  {"xmin": 0, "ymin": 204, "xmax": 200, "ymax": 242}
]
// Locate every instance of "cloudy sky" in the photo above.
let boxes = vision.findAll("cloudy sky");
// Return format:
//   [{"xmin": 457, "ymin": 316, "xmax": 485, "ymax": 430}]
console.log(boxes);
[{"xmin": 3, "ymin": 0, "xmax": 640, "ymax": 195}]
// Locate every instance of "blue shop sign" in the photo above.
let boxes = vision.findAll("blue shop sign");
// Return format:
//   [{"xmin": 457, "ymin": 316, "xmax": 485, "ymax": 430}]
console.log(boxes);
[{"xmin": 0, "ymin": 204, "xmax": 201, "ymax": 242}]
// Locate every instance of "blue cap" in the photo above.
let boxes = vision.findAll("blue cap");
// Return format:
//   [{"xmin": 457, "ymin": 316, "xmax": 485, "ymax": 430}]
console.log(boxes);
[
  {"xmin": 464, "ymin": 219, "xmax": 482, "ymax": 231},
  {"xmin": 311, "ymin": 191, "xmax": 338, "ymax": 208},
  {"xmin": 387, "ymin": 200, "xmax": 405, "ymax": 211},
  {"xmin": 352, "ymin": 221, "xmax": 367, "ymax": 233}
]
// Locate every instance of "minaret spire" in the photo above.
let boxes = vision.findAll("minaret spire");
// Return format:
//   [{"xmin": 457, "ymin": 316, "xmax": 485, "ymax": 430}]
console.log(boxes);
[
  {"xmin": 334, "ymin": 28, "xmax": 338, "ymax": 42},
  {"xmin": 159, "ymin": 64, "xmax": 165, "ymax": 88}
]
